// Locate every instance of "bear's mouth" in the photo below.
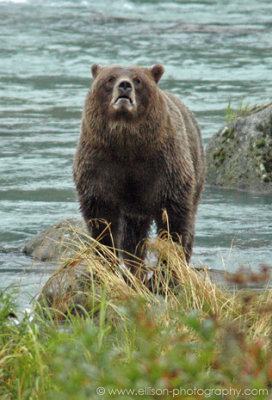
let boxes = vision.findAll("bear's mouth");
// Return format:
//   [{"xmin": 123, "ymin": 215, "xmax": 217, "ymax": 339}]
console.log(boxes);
[{"xmin": 114, "ymin": 95, "xmax": 133, "ymax": 106}]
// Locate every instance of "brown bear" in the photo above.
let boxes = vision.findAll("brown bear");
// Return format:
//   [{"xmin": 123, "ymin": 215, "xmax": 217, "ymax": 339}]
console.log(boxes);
[{"xmin": 73, "ymin": 64, "xmax": 205, "ymax": 267}]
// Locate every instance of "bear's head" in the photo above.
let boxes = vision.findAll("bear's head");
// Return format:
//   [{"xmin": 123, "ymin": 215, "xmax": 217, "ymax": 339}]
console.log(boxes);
[{"xmin": 87, "ymin": 64, "xmax": 165, "ymax": 125}]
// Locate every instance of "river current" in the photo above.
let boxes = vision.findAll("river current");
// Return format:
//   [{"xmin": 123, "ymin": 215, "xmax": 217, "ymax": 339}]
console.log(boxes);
[{"xmin": 1, "ymin": 0, "xmax": 272, "ymax": 307}]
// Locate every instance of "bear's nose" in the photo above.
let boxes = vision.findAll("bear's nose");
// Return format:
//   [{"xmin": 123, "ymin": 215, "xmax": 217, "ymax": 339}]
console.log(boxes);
[{"xmin": 118, "ymin": 80, "xmax": 132, "ymax": 94}]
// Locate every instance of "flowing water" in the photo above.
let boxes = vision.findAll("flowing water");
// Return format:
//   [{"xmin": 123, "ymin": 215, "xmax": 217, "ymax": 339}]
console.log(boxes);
[{"xmin": 1, "ymin": 0, "xmax": 272, "ymax": 308}]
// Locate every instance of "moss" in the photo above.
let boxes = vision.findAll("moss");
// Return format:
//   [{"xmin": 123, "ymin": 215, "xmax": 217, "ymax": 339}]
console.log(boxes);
[
  {"xmin": 264, "ymin": 157, "xmax": 272, "ymax": 174},
  {"xmin": 213, "ymin": 148, "xmax": 226, "ymax": 166},
  {"xmin": 256, "ymin": 139, "xmax": 266, "ymax": 148},
  {"xmin": 222, "ymin": 127, "xmax": 235, "ymax": 140}
]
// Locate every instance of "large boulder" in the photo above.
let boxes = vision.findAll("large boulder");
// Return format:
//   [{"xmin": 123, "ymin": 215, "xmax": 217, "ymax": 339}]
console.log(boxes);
[
  {"xmin": 37, "ymin": 263, "xmax": 99, "ymax": 318},
  {"xmin": 206, "ymin": 102, "xmax": 272, "ymax": 193},
  {"xmin": 23, "ymin": 218, "xmax": 90, "ymax": 261}
]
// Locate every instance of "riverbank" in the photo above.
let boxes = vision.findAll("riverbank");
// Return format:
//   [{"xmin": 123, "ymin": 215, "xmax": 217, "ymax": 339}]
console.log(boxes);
[
  {"xmin": 0, "ymin": 240, "xmax": 272, "ymax": 400},
  {"xmin": 1, "ymin": 238, "xmax": 272, "ymax": 398}
]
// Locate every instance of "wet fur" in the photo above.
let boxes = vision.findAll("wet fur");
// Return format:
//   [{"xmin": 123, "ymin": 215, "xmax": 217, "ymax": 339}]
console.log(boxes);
[{"xmin": 73, "ymin": 64, "xmax": 205, "ymax": 265}]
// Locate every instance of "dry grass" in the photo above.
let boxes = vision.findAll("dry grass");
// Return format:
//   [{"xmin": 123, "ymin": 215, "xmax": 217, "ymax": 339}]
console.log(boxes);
[
  {"xmin": 2, "ymin": 222, "xmax": 272, "ymax": 398},
  {"xmin": 38, "ymin": 220, "xmax": 272, "ymax": 349}
]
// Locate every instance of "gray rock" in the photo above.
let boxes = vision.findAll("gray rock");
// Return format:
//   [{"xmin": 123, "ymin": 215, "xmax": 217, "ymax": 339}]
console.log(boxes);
[
  {"xmin": 37, "ymin": 262, "xmax": 102, "ymax": 318},
  {"xmin": 206, "ymin": 103, "xmax": 272, "ymax": 193},
  {"xmin": 23, "ymin": 218, "xmax": 90, "ymax": 261}
]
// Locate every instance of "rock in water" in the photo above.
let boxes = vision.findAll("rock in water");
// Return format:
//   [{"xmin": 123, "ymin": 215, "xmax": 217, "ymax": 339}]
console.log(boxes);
[
  {"xmin": 23, "ymin": 218, "xmax": 89, "ymax": 261},
  {"xmin": 37, "ymin": 263, "xmax": 102, "ymax": 319},
  {"xmin": 206, "ymin": 103, "xmax": 272, "ymax": 193}
]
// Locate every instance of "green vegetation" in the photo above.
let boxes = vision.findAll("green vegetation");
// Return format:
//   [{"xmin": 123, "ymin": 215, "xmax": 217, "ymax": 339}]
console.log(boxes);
[
  {"xmin": 225, "ymin": 99, "xmax": 272, "ymax": 125},
  {"xmin": 225, "ymin": 98, "xmax": 252, "ymax": 125},
  {"xmin": 256, "ymin": 139, "xmax": 266, "ymax": 149},
  {"xmin": 212, "ymin": 147, "xmax": 226, "ymax": 166},
  {"xmin": 1, "ymin": 236, "xmax": 272, "ymax": 399}
]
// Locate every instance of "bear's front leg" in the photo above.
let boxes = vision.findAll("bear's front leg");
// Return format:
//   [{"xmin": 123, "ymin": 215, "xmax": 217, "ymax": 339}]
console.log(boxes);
[
  {"xmin": 121, "ymin": 214, "xmax": 152, "ymax": 272},
  {"xmin": 80, "ymin": 196, "xmax": 120, "ymax": 249},
  {"xmin": 156, "ymin": 207, "xmax": 195, "ymax": 263}
]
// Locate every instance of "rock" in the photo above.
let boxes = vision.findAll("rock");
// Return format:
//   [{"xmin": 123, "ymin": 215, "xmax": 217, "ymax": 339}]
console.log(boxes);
[
  {"xmin": 206, "ymin": 102, "xmax": 272, "ymax": 193},
  {"xmin": 37, "ymin": 262, "xmax": 102, "ymax": 318},
  {"xmin": 36, "ymin": 251, "xmax": 139, "ymax": 320},
  {"xmin": 23, "ymin": 218, "xmax": 90, "ymax": 261}
]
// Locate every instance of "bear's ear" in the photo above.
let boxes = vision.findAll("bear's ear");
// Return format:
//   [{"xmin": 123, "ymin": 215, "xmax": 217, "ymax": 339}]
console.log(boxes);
[
  {"xmin": 149, "ymin": 64, "xmax": 164, "ymax": 83},
  {"xmin": 91, "ymin": 64, "xmax": 103, "ymax": 79}
]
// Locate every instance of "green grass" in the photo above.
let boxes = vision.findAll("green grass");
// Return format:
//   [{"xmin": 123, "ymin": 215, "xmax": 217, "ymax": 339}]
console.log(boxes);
[
  {"xmin": 1, "ymin": 235, "xmax": 272, "ymax": 399},
  {"xmin": 225, "ymin": 98, "xmax": 252, "ymax": 125},
  {"xmin": 225, "ymin": 99, "xmax": 272, "ymax": 125}
]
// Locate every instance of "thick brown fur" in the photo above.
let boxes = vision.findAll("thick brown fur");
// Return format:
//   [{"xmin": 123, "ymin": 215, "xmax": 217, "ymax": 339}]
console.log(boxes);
[{"xmin": 73, "ymin": 64, "xmax": 205, "ymax": 266}]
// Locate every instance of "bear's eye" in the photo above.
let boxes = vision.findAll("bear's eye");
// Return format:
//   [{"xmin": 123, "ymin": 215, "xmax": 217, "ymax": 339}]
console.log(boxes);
[
  {"xmin": 108, "ymin": 76, "xmax": 116, "ymax": 84},
  {"xmin": 133, "ymin": 77, "xmax": 141, "ymax": 85}
]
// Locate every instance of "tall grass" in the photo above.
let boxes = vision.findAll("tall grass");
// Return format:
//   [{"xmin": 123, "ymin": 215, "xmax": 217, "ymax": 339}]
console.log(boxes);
[
  {"xmin": 225, "ymin": 99, "xmax": 272, "ymax": 125},
  {"xmin": 1, "ymin": 225, "xmax": 272, "ymax": 399}
]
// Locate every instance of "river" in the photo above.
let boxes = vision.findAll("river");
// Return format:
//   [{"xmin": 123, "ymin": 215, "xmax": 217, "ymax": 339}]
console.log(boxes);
[{"xmin": 1, "ymin": 0, "xmax": 272, "ymax": 308}]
